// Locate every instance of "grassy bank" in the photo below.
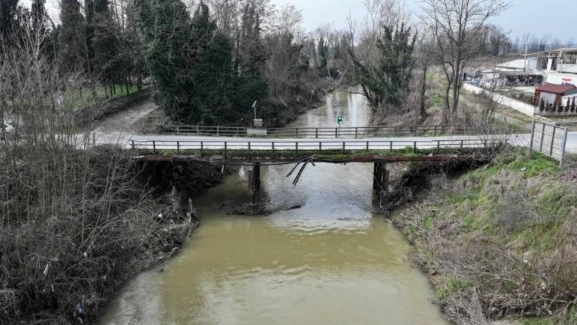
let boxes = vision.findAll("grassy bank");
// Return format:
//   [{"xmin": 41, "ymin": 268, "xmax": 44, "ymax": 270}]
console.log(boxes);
[{"xmin": 389, "ymin": 149, "xmax": 577, "ymax": 325}]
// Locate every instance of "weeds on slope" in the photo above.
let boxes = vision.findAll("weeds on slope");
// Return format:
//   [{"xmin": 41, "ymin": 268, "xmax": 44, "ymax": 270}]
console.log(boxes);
[{"xmin": 390, "ymin": 149, "xmax": 577, "ymax": 325}]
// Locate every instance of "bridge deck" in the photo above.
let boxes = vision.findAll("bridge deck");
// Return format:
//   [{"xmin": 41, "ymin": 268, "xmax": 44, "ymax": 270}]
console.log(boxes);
[{"xmin": 129, "ymin": 138, "xmax": 506, "ymax": 164}]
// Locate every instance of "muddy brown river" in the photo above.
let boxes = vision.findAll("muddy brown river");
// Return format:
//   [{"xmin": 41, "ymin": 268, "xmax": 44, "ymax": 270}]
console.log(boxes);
[{"xmin": 100, "ymin": 92, "xmax": 448, "ymax": 325}]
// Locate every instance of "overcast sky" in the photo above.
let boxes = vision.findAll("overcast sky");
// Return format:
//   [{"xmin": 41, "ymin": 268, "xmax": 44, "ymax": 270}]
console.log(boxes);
[
  {"xmin": 25, "ymin": 0, "xmax": 575, "ymax": 44},
  {"xmin": 272, "ymin": 0, "xmax": 575, "ymax": 43}
]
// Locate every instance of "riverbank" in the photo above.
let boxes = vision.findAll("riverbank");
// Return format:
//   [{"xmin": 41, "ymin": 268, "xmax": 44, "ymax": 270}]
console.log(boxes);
[
  {"xmin": 0, "ymin": 146, "xmax": 223, "ymax": 325},
  {"xmin": 387, "ymin": 148, "xmax": 577, "ymax": 325}
]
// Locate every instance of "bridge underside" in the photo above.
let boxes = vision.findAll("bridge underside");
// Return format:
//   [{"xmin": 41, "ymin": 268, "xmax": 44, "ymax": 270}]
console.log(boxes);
[{"xmin": 134, "ymin": 153, "xmax": 483, "ymax": 204}]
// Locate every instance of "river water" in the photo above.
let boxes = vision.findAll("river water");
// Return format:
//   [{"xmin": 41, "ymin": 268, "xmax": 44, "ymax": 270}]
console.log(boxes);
[{"xmin": 100, "ymin": 92, "xmax": 448, "ymax": 325}]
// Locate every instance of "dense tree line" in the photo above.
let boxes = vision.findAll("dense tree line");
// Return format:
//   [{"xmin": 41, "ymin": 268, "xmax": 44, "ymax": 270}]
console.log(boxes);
[{"xmin": 136, "ymin": 0, "xmax": 332, "ymax": 126}]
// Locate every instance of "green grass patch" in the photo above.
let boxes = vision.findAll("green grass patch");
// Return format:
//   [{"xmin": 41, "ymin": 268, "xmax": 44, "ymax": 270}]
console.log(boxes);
[
  {"xmin": 537, "ymin": 186, "xmax": 577, "ymax": 217},
  {"xmin": 521, "ymin": 318, "xmax": 555, "ymax": 325},
  {"xmin": 436, "ymin": 279, "xmax": 475, "ymax": 299}
]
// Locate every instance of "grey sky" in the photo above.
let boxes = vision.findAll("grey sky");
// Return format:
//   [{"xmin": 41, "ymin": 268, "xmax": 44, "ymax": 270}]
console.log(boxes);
[
  {"xmin": 23, "ymin": 0, "xmax": 575, "ymax": 43},
  {"xmin": 272, "ymin": 0, "xmax": 575, "ymax": 42}
]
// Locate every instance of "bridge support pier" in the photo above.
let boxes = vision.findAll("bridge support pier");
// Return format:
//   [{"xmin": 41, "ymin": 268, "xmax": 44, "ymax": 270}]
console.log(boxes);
[
  {"xmin": 373, "ymin": 162, "xmax": 390, "ymax": 200},
  {"xmin": 248, "ymin": 163, "xmax": 261, "ymax": 204}
]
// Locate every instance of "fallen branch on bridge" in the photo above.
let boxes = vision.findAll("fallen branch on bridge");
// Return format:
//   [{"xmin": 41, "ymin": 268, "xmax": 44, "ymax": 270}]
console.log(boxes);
[{"xmin": 286, "ymin": 157, "xmax": 316, "ymax": 186}]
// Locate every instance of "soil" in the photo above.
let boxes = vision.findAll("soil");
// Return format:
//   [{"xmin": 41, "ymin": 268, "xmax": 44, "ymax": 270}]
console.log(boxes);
[{"xmin": 93, "ymin": 99, "xmax": 160, "ymax": 135}]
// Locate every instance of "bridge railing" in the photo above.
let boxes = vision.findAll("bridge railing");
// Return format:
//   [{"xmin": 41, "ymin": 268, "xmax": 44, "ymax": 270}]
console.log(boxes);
[
  {"xmin": 129, "ymin": 138, "xmax": 508, "ymax": 157},
  {"xmin": 161, "ymin": 124, "xmax": 499, "ymax": 138}
]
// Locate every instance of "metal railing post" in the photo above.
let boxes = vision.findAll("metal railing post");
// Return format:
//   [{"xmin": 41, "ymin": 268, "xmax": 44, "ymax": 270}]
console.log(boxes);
[
  {"xmin": 153, "ymin": 141, "xmax": 156, "ymax": 153},
  {"xmin": 355, "ymin": 128, "xmax": 358, "ymax": 139},
  {"xmin": 460, "ymin": 140, "xmax": 464, "ymax": 149},
  {"xmin": 177, "ymin": 141, "xmax": 180, "ymax": 154},
  {"xmin": 131, "ymin": 140, "xmax": 135, "ymax": 150},
  {"xmin": 272, "ymin": 142, "xmax": 275, "ymax": 156},
  {"xmin": 366, "ymin": 141, "xmax": 369, "ymax": 151},
  {"xmin": 224, "ymin": 142, "xmax": 228, "ymax": 160},
  {"xmin": 343, "ymin": 141, "xmax": 345, "ymax": 152},
  {"xmin": 414, "ymin": 141, "xmax": 417, "ymax": 153},
  {"xmin": 316, "ymin": 128, "xmax": 319, "ymax": 139},
  {"xmin": 335, "ymin": 128, "xmax": 338, "ymax": 138},
  {"xmin": 319, "ymin": 142, "xmax": 322, "ymax": 151},
  {"xmin": 201, "ymin": 142, "xmax": 204, "ymax": 156},
  {"xmin": 296, "ymin": 142, "xmax": 299, "ymax": 157},
  {"xmin": 390, "ymin": 142, "xmax": 393, "ymax": 152}
]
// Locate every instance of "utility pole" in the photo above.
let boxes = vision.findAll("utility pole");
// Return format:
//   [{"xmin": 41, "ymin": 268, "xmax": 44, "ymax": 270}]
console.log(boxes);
[{"xmin": 524, "ymin": 42, "xmax": 528, "ymax": 72}]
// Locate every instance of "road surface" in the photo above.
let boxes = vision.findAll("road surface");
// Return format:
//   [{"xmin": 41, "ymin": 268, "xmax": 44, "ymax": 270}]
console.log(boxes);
[{"xmin": 77, "ymin": 132, "xmax": 577, "ymax": 153}]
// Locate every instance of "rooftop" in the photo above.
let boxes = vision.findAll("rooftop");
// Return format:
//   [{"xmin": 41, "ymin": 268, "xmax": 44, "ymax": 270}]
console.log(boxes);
[
  {"xmin": 536, "ymin": 83, "xmax": 577, "ymax": 94},
  {"xmin": 527, "ymin": 48, "xmax": 577, "ymax": 57}
]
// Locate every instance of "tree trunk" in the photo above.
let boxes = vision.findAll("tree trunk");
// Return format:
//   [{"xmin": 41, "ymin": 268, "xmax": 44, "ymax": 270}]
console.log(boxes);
[
  {"xmin": 137, "ymin": 75, "xmax": 143, "ymax": 91},
  {"xmin": 419, "ymin": 65, "xmax": 429, "ymax": 122},
  {"xmin": 443, "ymin": 83, "xmax": 451, "ymax": 124},
  {"xmin": 126, "ymin": 78, "xmax": 130, "ymax": 96}
]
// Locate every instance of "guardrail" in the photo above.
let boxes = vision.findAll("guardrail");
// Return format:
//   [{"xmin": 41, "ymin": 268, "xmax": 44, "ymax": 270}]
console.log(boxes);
[
  {"xmin": 130, "ymin": 138, "xmax": 508, "ymax": 159},
  {"xmin": 160, "ymin": 124, "xmax": 500, "ymax": 138}
]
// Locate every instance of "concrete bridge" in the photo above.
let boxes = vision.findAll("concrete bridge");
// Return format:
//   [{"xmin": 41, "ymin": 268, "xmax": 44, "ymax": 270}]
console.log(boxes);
[{"xmin": 128, "ymin": 136, "xmax": 508, "ymax": 204}]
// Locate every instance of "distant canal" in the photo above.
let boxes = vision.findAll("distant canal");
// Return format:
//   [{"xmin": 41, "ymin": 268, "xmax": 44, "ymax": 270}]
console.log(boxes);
[{"xmin": 100, "ymin": 92, "xmax": 448, "ymax": 325}]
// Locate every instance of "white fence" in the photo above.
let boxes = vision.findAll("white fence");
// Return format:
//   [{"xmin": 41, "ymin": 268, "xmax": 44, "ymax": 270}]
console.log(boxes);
[{"xmin": 463, "ymin": 83, "xmax": 536, "ymax": 117}]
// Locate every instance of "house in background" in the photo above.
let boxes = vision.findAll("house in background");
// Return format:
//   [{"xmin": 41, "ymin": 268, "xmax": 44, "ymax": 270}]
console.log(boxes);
[{"xmin": 535, "ymin": 83, "xmax": 577, "ymax": 106}]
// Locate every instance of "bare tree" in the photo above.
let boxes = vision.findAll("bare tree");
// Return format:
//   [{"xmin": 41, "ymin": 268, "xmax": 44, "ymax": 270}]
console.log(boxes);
[{"xmin": 421, "ymin": 0, "xmax": 509, "ymax": 121}]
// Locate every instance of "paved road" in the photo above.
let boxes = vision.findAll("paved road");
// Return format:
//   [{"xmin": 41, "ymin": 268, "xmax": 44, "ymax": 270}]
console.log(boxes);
[{"xmin": 84, "ymin": 132, "xmax": 577, "ymax": 153}]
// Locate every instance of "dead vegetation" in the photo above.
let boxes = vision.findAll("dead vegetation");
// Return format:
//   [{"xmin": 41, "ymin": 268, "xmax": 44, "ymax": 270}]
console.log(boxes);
[
  {"xmin": 388, "ymin": 149, "xmax": 577, "ymax": 325},
  {"xmin": 0, "ymin": 39, "xmax": 221, "ymax": 324}
]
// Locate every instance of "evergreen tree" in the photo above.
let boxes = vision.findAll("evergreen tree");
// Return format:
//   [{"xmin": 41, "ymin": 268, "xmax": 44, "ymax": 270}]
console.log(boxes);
[
  {"xmin": 0, "ymin": 0, "xmax": 19, "ymax": 43},
  {"xmin": 350, "ymin": 23, "xmax": 416, "ymax": 115},
  {"xmin": 137, "ymin": 0, "xmax": 193, "ymax": 121},
  {"xmin": 58, "ymin": 0, "xmax": 86, "ymax": 75},
  {"xmin": 92, "ymin": 0, "xmax": 119, "ymax": 93},
  {"xmin": 317, "ymin": 36, "xmax": 328, "ymax": 72}
]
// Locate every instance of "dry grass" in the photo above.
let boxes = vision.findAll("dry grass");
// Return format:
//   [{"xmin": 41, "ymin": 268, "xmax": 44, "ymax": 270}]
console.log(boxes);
[{"xmin": 389, "ymin": 149, "xmax": 577, "ymax": 325}]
